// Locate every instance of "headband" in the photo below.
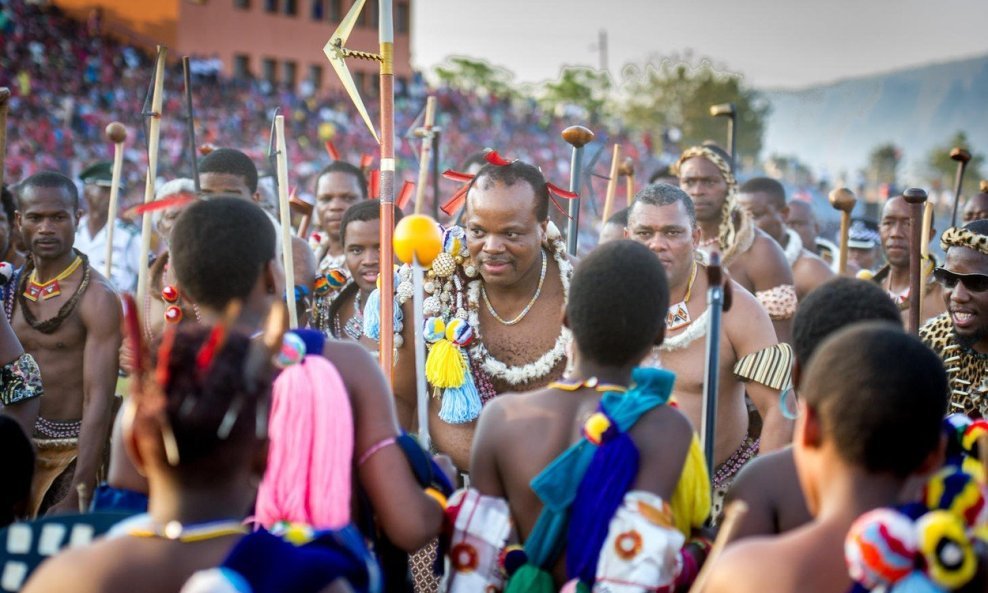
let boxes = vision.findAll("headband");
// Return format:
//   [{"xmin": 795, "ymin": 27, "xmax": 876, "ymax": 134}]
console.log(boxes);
[
  {"xmin": 941, "ymin": 226, "xmax": 988, "ymax": 257},
  {"xmin": 673, "ymin": 146, "xmax": 737, "ymax": 194}
]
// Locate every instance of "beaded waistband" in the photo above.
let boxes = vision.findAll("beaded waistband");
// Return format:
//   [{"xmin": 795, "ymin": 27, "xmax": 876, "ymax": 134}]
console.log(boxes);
[{"xmin": 35, "ymin": 416, "xmax": 82, "ymax": 439}]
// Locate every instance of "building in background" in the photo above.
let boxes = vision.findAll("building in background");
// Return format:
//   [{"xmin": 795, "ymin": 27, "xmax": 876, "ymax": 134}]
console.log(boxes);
[{"xmin": 51, "ymin": 0, "xmax": 413, "ymax": 94}]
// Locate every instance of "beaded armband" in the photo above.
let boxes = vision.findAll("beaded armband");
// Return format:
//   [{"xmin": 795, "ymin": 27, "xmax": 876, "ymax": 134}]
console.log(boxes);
[{"xmin": 0, "ymin": 352, "xmax": 43, "ymax": 406}]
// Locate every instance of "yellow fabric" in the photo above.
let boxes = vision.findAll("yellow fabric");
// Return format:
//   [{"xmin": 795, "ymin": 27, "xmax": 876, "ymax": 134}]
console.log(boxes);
[
  {"xmin": 669, "ymin": 433, "xmax": 711, "ymax": 537},
  {"xmin": 425, "ymin": 339, "xmax": 465, "ymax": 388}
]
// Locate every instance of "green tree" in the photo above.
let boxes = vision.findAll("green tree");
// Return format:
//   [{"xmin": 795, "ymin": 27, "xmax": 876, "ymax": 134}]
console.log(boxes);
[
  {"xmin": 538, "ymin": 67, "xmax": 612, "ymax": 123},
  {"xmin": 617, "ymin": 56, "xmax": 770, "ymax": 165},
  {"xmin": 924, "ymin": 131, "xmax": 985, "ymax": 192},
  {"xmin": 866, "ymin": 143, "xmax": 902, "ymax": 188},
  {"xmin": 433, "ymin": 57, "xmax": 518, "ymax": 99}
]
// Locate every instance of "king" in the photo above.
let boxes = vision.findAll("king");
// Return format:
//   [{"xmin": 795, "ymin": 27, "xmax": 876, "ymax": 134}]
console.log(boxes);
[{"xmin": 394, "ymin": 159, "xmax": 573, "ymax": 472}]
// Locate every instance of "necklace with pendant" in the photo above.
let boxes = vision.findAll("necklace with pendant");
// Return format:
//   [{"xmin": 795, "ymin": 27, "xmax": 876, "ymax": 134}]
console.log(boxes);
[
  {"xmin": 23, "ymin": 254, "xmax": 82, "ymax": 301},
  {"xmin": 666, "ymin": 262, "xmax": 697, "ymax": 331}
]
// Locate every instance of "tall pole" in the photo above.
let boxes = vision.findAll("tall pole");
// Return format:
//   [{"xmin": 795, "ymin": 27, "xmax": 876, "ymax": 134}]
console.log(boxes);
[
  {"xmin": 104, "ymin": 123, "xmax": 127, "ymax": 280},
  {"xmin": 378, "ymin": 0, "xmax": 396, "ymax": 378},
  {"xmin": 600, "ymin": 143, "xmax": 621, "ymax": 229},
  {"xmin": 136, "ymin": 46, "xmax": 167, "ymax": 306},
  {"xmin": 413, "ymin": 96, "xmax": 436, "ymax": 215},
  {"xmin": 274, "ymin": 115, "xmax": 298, "ymax": 329},
  {"xmin": 701, "ymin": 252, "xmax": 726, "ymax": 474},
  {"xmin": 562, "ymin": 125, "xmax": 595, "ymax": 256},
  {"xmin": 903, "ymin": 188, "xmax": 928, "ymax": 334},
  {"xmin": 182, "ymin": 57, "xmax": 201, "ymax": 195},
  {"xmin": 598, "ymin": 29, "xmax": 608, "ymax": 73},
  {"xmin": 710, "ymin": 103, "xmax": 737, "ymax": 172}
]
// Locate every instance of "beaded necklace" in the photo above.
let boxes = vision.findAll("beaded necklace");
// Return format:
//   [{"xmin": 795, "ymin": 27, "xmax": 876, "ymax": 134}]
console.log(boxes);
[
  {"xmin": 666, "ymin": 262, "xmax": 697, "ymax": 331},
  {"xmin": 16, "ymin": 251, "xmax": 91, "ymax": 334},
  {"xmin": 129, "ymin": 519, "xmax": 247, "ymax": 543},
  {"xmin": 548, "ymin": 376, "xmax": 628, "ymax": 393},
  {"xmin": 23, "ymin": 254, "xmax": 82, "ymax": 301}
]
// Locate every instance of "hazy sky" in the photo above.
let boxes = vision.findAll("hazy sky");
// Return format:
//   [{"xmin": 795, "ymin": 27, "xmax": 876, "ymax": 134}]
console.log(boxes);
[{"xmin": 411, "ymin": 0, "xmax": 988, "ymax": 89}]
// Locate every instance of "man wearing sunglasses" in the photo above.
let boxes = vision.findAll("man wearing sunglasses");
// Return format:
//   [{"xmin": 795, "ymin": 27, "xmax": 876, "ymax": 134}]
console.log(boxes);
[{"xmin": 920, "ymin": 219, "xmax": 988, "ymax": 417}]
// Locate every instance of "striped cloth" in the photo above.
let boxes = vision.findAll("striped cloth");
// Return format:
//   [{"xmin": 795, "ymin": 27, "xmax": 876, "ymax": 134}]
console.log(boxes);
[{"xmin": 733, "ymin": 343, "xmax": 794, "ymax": 391}]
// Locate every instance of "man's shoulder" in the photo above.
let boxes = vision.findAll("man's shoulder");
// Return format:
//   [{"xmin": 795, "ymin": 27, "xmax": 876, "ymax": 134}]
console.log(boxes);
[{"xmin": 22, "ymin": 536, "xmax": 127, "ymax": 593}]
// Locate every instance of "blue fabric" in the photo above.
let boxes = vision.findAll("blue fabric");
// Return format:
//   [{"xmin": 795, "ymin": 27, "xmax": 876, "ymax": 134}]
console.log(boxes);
[
  {"xmin": 438, "ymin": 363, "xmax": 482, "ymax": 424},
  {"xmin": 223, "ymin": 525, "xmax": 379, "ymax": 593},
  {"xmin": 289, "ymin": 329, "xmax": 326, "ymax": 358},
  {"xmin": 89, "ymin": 484, "xmax": 148, "ymax": 514},
  {"xmin": 522, "ymin": 367, "xmax": 675, "ymax": 568},
  {"xmin": 566, "ymin": 430, "xmax": 641, "ymax": 584}
]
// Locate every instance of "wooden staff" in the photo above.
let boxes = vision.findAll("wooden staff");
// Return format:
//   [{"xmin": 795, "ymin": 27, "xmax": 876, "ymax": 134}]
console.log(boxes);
[
  {"xmin": 562, "ymin": 125, "xmax": 595, "ymax": 256},
  {"xmin": 181, "ymin": 57, "xmax": 201, "ymax": 194},
  {"xmin": 0, "ymin": 87, "xmax": 9, "ymax": 190},
  {"xmin": 949, "ymin": 147, "xmax": 972, "ymax": 228},
  {"xmin": 274, "ymin": 115, "xmax": 298, "ymax": 329},
  {"xmin": 903, "ymin": 188, "xmax": 928, "ymax": 334},
  {"xmin": 688, "ymin": 501, "xmax": 749, "ymax": 593},
  {"xmin": 413, "ymin": 96, "xmax": 436, "ymax": 214},
  {"xmin": 136, "ymin": 46, "xmax": 167, "ymax": 306},
  {"xmin": 828, "ymin": 188, "xmax": 856, "ymax": 275},
  {"xmin": 599, "ymin": 144, "xmax": 621, "ymax": 230},
  {"xmin": 710, "ymin": 102, "xmax": 737, "ymax": 172},
  {"xmin": 919, "ymin": 202, "xmax": 933, "ymax": 317},
  {"xmin": 290, "ymin": 193, "xmax": 313, "ymax": 238},
  {"xmin": 618, "ymin": 156, "xmax": 635, "ymax": 207},
  {"xmin": 104, "ymin": 122, "xmax": 127, "ymax": 280}
]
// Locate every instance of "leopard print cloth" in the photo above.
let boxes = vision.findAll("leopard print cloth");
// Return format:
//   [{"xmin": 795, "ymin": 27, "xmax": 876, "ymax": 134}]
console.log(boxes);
[
  {"xmin": 920, "ymin": 313, "xmax": 988, "ymax": 417},
  {"xmin": 755, "ymin": 284, "xmax": 798, "ymax": 321}
]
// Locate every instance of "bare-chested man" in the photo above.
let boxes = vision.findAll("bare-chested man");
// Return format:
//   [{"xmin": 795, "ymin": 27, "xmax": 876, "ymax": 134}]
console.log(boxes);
[
  {"xmin": 737, "ymin": 177, "xmax": 833, "ymax": 300},
  {"xmin": 873, "ymin": 194, "xmax": 945, "ymax": 324},
  {"xmin": 963, "ymin": 181, "xmax": 988, "ymax": 223},
  {"xmin": 785, "ymin": 200, "xmax": 840, "ymax": 273},
  {"xmin": 703, "ymin": 324, "xmax": 947, "ymax": 593},
  {"xmin": 626, "ymin": 183, "xmax": 793, "ymax": 519},
  {"xmin": 675, "ymin": 146, "xmax": 796, "ymax": 342},
  {"xmin": 12, "ymin": 172, "xmax": 121, "ymax": 516},
  {"xmin": 452, "ymin": 241, "xmax": 710, "ymax": 591},
  {"xmin": 724, "ymin": 278, "xmax": 903, "ymax": 542},
  {"xmin": 395, "ymin": 160, "xmax": 571, "ymax": 471}
]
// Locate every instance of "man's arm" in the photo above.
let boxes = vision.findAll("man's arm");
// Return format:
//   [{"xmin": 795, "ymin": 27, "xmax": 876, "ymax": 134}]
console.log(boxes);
[
  {"xmin": 329, "ymin": 340, "xmax": 443, "ymax": 551},
  {"xmin": 0, "ymin": 310, "xmax": 40, "ymax": 435},
  {"xmin": 389, "ymin": 296, "xmax": 418, "ymax": 431},
  {"xmin": 726, "ymin": 285, "xmax": 793, "ymax": 454},
  {"xmin": 53, "ymin": 281, "xmax": 122, "ymax": 513},
  {"xmin": 745, "ymin": 232, "xmax": 796, "ymax": 343}
]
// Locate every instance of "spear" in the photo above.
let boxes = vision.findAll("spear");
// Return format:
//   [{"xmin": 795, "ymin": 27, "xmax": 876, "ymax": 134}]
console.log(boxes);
[
  {"xmin": 136, "ymin": 46, "xmax": 167, "ymax": 306},
  {"xmin": 104, "ymin": 122, "xmax": 127, "ymax": 280},
  {"xmin": 324, "ymin": 0, "xmax": 397, "ymax": 377},
  {"xmin": 561, "ymin": 125, "xmax": 595, "ymax": 256},
  {"xmin": 181, "ymin": 57, "xmax": 201, "ymax": 195}
]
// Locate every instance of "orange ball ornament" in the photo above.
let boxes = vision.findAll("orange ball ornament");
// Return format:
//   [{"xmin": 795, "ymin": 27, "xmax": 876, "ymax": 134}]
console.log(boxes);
[{"xmin": 393, "ymin": 214, "xmax": 443, "ymax": 267}]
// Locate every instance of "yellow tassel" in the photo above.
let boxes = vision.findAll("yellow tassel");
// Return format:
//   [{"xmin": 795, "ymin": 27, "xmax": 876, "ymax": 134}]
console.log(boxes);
[{"xmin": 426, "ymin": 339, "xmax": 465, "ymax": 388}]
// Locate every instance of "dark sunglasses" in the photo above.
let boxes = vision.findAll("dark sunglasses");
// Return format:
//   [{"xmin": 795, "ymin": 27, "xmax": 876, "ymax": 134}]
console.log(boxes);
[{"xmin": 933, "ymin": 268, "xmax": 988, "ymax": 292}]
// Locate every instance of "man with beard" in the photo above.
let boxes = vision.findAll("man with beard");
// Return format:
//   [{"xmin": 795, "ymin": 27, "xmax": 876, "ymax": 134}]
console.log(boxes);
[
  {"xmin": 73, "ymin": 162, "xmax": 140, "ymax": 293},
  {"xmin": 873, "ymin": 194, "xmax": 945, "ymax": 324},
  {"xmin": 675, "ymin": 146, "xmax": 795, "ymax": 341},
  {"xmin": 395, "ymin": 160, "xmax": 572, "ymax": 472},
  {"xmin": 737, "ymin": 177, "xmax": 833, "ymax": 300},
  {"xmin": 785, "ymin": 200, "xmax": 839, "ymax": 272},
  {"xmin": 11, "ymin": 172, "xmax": 121, "ymax": 515},
  {"xmin": 626, "ymin": 183, "xmax": 792, "ymax": 520},
  {"xmin": 921, "ymin": 219, "xmax": 988, "ymax": 417}
]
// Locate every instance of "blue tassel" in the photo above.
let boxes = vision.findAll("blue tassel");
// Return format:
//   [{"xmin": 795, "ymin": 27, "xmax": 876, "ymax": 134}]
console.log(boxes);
[
  {"xmin": 565, "ymin": 429, "xmax": 641, "ymax": 585},
  {"xmin": 362, "ymin": 289, "xmax": 382, "ymax": 340},
  {"xmin": 438, "ymin": 360, "xmax": 482, "ymax": 423}
]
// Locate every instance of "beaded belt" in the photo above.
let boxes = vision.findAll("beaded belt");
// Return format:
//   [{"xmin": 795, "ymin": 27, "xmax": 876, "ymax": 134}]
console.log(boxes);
[{"xmin": 34, "ymin": 417, "xmax": 82, "ymax": 439}]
